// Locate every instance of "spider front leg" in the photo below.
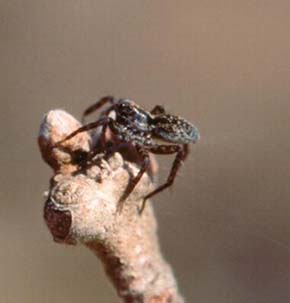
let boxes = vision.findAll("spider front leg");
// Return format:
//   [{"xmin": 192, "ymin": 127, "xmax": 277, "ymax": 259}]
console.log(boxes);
[
  {"xmin": 54, "ymin": 117, "xmax": 110, "ymax": 147},
  {"xmin": 81, "ymin": 96, "xmax": 115, "ymax": 124},
  {"xmin": 140, "ymin": 144, "xmax": 189, "ymax": 213},
  {"xmin": 117, "ymin": 146, "xmax": 150, "ymax": 213}
]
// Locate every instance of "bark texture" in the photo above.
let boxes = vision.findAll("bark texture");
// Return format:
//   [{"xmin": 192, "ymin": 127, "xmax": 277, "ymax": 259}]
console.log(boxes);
[{"xmin": 38, "ymin": 109, "xmax": 184, "ymax": 303}]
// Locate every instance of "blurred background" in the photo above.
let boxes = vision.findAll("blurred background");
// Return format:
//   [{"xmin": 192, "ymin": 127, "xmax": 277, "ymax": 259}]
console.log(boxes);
[{"xmin": 1, "ymin": 1, "xmax": 290, "ymax": 302}]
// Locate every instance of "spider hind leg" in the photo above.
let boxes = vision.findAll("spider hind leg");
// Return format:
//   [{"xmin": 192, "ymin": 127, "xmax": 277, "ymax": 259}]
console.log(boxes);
[
  {"xmin": 150, "ymin": 105, "xmax": 166, "ymax": 115},
  {"xmin": 140, "ymin": 144, "xmax": 189, "ymax": 213}
]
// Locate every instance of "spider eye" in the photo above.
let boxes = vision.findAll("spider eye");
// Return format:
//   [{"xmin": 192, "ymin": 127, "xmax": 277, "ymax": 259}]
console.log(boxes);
[
  {"xmin": 119, "ymin": 102, "xmax": 133, "ymax": 112},
  {"xmin": 122, "ymin": 105, "xmax": 131, "ymax": 113},
  {"xmin": 118, "ymin": 100, "xmax": 132, "ymax": 111}
]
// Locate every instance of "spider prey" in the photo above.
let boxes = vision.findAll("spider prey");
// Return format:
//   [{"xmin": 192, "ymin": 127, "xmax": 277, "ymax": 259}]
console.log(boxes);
[{"xmin": 56, "ymin": 96, "xmax": 200, "ymax": 213}]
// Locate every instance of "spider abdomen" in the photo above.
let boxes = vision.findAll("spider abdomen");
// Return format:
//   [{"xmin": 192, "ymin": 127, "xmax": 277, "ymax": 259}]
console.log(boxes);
[{"xmin": 152, "ymin": 115, "xmax": 200, "ymax": 144}]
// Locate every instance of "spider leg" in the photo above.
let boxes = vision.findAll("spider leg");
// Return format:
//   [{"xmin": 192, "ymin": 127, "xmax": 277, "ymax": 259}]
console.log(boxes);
[
  {"xmin": 117, "ymin": 146, "xmax": 150, "ymax": 213},
  {"xmin": 150, "ymin": 105, "xmax": 166, "ymax": 115},
  {"xmin": 99, "ymin": 122, "xmax": 108, "ymax": 148},
  {"xmin": 84, "ymin": 122, "xmax": 109, "ymax": 162},
  {"xmin": 140, "ymin": 144, "xmax": 189, "ymax": 213},
  {"xmin": 55, "ymin": 117, "xmax": 109, "ymax": 147},
  {"xmin": 81, "ymin": 95, "xmax": 115, "ymax": 124}
]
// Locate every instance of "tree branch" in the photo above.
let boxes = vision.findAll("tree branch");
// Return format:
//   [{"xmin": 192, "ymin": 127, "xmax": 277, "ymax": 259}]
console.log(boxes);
[{"xmin": 38, "ymin": 109, "xmax": 184, "ymax": 303}]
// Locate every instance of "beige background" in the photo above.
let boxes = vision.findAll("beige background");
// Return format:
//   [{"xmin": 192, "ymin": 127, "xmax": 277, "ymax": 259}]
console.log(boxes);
[{"xmin": 1, "ymin": 1, "xmax": 290, "ymax": 302}]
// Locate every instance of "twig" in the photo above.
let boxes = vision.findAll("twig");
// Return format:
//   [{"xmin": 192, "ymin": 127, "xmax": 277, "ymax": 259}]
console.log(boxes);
[{"xmin": 38, "ymin": 109, "xmax": 184, "ymax": 303}]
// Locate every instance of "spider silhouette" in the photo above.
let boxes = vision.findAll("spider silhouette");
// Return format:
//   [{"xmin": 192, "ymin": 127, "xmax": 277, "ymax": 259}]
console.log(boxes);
[{"xmin": 56, "ymin": 96, "xmax": 200, "ymax": 213}]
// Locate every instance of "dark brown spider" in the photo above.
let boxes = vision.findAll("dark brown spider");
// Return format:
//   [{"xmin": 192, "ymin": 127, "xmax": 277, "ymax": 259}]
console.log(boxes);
[{"xmin": 55, "ymin": 96, "xmax": 200, "ymax": 213}]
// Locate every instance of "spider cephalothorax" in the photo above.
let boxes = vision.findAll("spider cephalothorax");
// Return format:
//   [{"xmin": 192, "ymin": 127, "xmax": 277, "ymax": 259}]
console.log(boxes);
[{"xmin": 56, "ymin": 96, "xmax": 200, "ymax": 213}]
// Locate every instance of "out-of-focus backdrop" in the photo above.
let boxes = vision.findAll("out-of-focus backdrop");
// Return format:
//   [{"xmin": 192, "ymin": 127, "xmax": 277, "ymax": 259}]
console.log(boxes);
[{"xmin": 1, "ymin": 1, "xmax": 290, "ymax": 302}]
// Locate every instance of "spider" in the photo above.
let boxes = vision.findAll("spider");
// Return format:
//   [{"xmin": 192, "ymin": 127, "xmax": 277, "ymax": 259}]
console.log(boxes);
[{"xmin": 55, "ymin": 96, "xmax": 200, "ymax": 213}]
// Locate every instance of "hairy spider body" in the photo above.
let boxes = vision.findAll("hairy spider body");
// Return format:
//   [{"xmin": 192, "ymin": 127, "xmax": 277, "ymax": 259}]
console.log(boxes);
[
  {"xmin": 56, "ymin": 96, "xmax": 200, "ymax": 213},
  {"xmin": 152, "ymin": 115, "xmax": 200, "ymax": 144}
]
